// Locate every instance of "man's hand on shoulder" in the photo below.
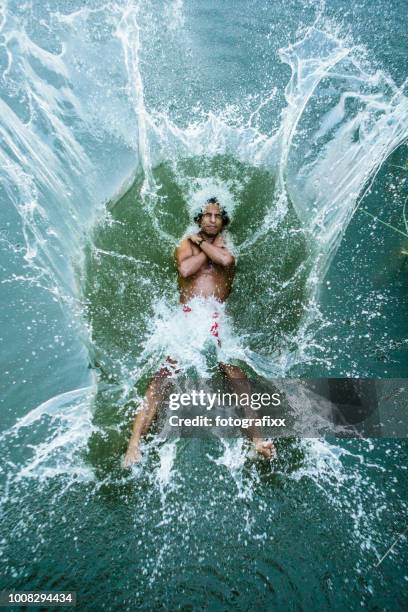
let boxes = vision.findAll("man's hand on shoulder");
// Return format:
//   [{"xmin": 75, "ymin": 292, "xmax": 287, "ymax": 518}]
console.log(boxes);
[
  {"xmin": 188, "ymin": 233, "xmax": 203, "ymax": 246},
  {"xmin": 213, "ymin": 234, "xmax": 225, "ymax": 247},
  {"xmin": 188, "ymin": 233, "xmax": 224, "ymax": 247}
]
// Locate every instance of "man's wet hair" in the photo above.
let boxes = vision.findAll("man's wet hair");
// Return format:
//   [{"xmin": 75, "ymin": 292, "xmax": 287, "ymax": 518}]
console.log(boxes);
[{"xmin": 194, "ymin": 197, "xmax": 230, "ymax": 226}]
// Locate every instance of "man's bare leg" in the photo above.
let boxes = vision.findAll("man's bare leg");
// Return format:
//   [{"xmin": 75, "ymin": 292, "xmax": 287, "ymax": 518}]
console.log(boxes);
[
  {"xmin": 219, "ymin": 363, "xmax": 276, "ymax": 459},
  {"xmin": 123, "ymin": 359, "xmax": 176, "ymax": 467}
]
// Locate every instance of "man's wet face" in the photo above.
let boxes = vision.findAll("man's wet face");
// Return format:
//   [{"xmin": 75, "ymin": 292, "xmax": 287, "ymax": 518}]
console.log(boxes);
[{"xmin": 199, "ymin": 203, "xmax": 223, "ymax": 236}]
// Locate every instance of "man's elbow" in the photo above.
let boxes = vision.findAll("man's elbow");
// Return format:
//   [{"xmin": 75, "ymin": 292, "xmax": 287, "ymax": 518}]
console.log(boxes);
[
  {"xmin": 178, "ymin": 263, "xmax": 192, "ymax": 278},
  {"xmin": 222, "ymin": 254, "xmax": 235, "ymax": 267}
]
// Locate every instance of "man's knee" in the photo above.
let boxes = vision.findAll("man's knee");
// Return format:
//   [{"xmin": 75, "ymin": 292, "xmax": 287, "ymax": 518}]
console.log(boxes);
[
  {"xmin": 219, "ymin": 363, "xmax": 246, "ymax": 380},
  {"xmin": 155, "ymin": 357, "xmax": 180, "ymax": 379},
  {"xmin": 156, "ymin": 366, "xmax": 173, "ymax": 379}
]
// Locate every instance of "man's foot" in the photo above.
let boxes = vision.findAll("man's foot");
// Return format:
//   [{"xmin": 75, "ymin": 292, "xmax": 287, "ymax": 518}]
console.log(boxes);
[
  {"xmin": 123, "ymin": 444, "xmax": 142, "ymax": 467},
  {"xmin": 254, "ymin": 439, "xmax": 276, "ymax": 459}
]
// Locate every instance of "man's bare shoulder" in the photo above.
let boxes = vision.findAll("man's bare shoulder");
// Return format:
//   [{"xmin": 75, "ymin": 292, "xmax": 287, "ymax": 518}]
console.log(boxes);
[{"xmin": 176, "ymin": 237, "xmax": 193, "ymax": 251}]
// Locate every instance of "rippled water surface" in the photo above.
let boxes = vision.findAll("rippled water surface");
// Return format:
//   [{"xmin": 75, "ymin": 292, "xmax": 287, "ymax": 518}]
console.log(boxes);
[{"xmin": 1, "ymin": 0, "xmax": 407, "ymax": 608}]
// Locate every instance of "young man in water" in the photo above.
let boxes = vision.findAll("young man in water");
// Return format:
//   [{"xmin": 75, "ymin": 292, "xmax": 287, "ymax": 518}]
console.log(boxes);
[{"xmin": 124, "ymin": 197, "xmax": 274, "ymax": 466}]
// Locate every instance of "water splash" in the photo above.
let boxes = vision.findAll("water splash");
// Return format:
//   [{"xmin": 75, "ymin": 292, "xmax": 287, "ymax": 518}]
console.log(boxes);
[{"xmin": 0, "ymin": 7, "xmax": 407, "ymax": 594}]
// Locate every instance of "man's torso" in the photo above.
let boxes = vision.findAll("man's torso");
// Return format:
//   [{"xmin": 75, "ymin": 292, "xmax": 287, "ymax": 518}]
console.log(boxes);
[{"xmin": 178, "ymin": 240, "xmax": 234, "ymax": 304}]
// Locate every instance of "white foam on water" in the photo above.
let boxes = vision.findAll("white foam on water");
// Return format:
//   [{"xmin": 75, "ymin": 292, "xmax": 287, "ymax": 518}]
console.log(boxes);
[
  {"xmin": 155, "ymin": 439, "xmax": 178, "ymax": 503},
  {"xmin": 165, "ymin": 0, "xmax": 185, "ymax": 31},
  {"xmin": 185, "ymin": 177, "xmax": 239, "ymax": 221},
  {"xmin": 141, "ymin": 295, "xmax": 247, "ymax": 377},
  {"xmin": 0, "ymin": 385, "xmax": 96, "ymax": 485}
]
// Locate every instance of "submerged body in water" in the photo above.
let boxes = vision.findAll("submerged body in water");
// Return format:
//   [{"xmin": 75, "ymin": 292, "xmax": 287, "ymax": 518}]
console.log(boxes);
[{"xmin": 124, "ymin": 199, "xmax": 275, "ymax": 465}]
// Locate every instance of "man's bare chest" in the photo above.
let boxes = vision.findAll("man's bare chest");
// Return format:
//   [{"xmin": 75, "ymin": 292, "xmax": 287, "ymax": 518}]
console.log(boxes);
[{"xmin": 190, "ymin": 244, "xmax": 219, "ymax": 274}]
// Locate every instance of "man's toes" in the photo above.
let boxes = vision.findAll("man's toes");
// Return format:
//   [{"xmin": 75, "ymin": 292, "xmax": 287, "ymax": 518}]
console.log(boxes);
[{"xmin": 123, "ymin": 449, "xmax": 141, "ymax": 467}]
